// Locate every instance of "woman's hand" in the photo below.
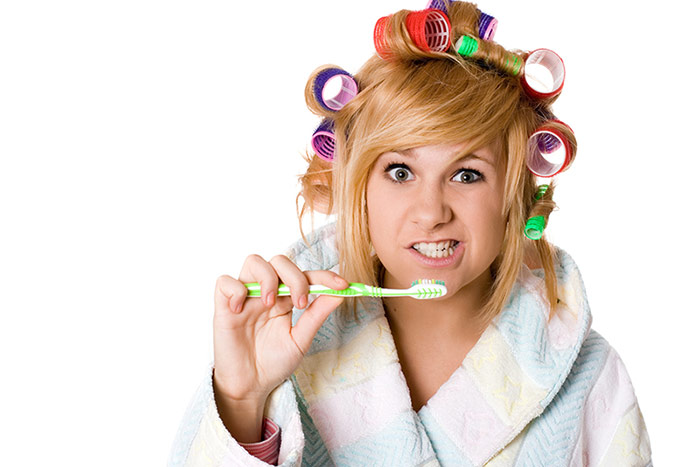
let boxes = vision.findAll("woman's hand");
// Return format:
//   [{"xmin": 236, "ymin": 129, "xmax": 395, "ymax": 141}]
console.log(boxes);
[{"xmin": 212, "ymin": 253, "xmax": 347, "ymax": 441}]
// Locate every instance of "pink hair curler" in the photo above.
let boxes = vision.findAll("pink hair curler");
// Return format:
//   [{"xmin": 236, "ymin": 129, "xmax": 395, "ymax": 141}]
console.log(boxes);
[
  {"xmin": 521, "ymin": 48, "xmax": 565, "ymax": 99},
  {"xmin": 313, "ymin": 68, "xmax": 358, "ymax": 112},
  {"xmin": 374, "ymin": 9, "xmax": 452, "ymax": 59},
  {"xmin": 311, "ymin": 120, "xmax": 336, "ymax": 162},
  {"xmin": 526, "ymin": 126, "xmax": 572, "ymax": 177}
]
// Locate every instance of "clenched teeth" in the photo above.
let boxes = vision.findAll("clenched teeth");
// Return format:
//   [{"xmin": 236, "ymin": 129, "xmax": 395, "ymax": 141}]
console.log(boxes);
[{"xmin": 411, "ymin": 240, "xmax": 459, "ymax": 258}]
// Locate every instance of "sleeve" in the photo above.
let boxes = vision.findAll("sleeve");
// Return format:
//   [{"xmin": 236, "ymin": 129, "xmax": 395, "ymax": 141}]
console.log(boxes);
[
  {"xmin": 571, "ymin": 346, "xmax": 652, "ymax": 467},
  {"xmin": 239, "ymin": 418, "xmax": 282, "ymax": 464},
  {"xmin": 167, "ymin": 365, "xmax": 305, "ymax": 467}
]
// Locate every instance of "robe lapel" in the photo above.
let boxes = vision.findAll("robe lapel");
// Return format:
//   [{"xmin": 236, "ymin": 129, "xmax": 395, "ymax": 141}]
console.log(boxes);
[
  {"xmin": 419, "ymin": 252, "xmax": 591, "ymax": 466},
  {"xmin": 286, "ymin": 223, "xmax": 591, "ymax": 466},
  {"xmin": 293, "ymin": 298, "xmax": 438, "ymax": 465}
]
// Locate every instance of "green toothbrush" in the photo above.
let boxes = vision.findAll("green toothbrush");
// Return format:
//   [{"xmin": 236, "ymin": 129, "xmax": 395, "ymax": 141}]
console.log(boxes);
[{"xmin": 245, "ymin": 279, "xmax": 447, "ymax": 300}]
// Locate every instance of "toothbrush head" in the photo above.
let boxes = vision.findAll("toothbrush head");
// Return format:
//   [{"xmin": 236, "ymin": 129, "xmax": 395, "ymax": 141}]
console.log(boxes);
[{"xmin": 408, "ymin": 279, "xmax": 447, "ymax": 299}]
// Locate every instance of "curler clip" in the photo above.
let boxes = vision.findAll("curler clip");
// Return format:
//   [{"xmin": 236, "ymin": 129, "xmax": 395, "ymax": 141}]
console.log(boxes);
[
  {"xmin": 521, "ymin": 48, "xmax": 565, "ymax": 99},
  {"xmin": 313, "ymin": 68, "xmax": 358, "ymax": 112}
]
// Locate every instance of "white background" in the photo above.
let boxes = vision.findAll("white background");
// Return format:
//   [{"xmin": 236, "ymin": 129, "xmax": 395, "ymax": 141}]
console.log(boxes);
[{"xmin": 1, "ymin": 0, "xmax": 697, "ymax": 465}]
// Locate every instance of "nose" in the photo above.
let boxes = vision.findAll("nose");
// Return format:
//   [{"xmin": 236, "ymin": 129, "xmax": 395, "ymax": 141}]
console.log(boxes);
[{"xmin": 410, "ymin": 182, "xmax": 453, "ymax": 231}]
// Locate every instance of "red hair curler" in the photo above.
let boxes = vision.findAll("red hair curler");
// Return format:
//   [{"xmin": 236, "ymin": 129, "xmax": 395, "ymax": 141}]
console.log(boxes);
[
  {"xmin": 374, "ymin": 9, "xmax": 452, "ymax": 59},
  {"xmin": 526, "ymin": 125, "xmax": 572, "ymax": 177},
  {"xmin": 521, "ymin": 48, "xmax": 566, "ymax": 100}
]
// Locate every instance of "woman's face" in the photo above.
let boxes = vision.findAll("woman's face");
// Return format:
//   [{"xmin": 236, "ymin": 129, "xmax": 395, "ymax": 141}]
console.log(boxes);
[{"xmin": 366, "ymin": 141, "xmax": 507, "ymax": 298}]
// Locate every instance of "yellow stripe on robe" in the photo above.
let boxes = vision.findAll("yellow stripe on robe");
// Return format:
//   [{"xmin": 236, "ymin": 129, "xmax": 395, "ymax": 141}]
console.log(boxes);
[
  {"xmin": 464, "ymin": 325, "xmax": 548, "ymax": 427},
  {"xmin": 294, "ymin": 317, "xmax": 398, "ymax": 403}
]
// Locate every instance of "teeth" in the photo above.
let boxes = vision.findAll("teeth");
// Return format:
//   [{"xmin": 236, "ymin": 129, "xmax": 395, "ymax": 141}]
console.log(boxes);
[{"xmin": 412, "ymin": 241, "xmax": 458, "ymax": 258}]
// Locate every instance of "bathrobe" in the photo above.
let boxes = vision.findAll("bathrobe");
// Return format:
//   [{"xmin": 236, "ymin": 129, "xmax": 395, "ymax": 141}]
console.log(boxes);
[{"xmin": 169, "ymin": 223, "xmax": 652, "ymax": 466}]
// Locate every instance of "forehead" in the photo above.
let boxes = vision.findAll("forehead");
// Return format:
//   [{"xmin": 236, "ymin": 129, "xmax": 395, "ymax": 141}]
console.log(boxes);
[{"xmin": 377, "ymin": 141, "xmax": 501, "ymax": 167}]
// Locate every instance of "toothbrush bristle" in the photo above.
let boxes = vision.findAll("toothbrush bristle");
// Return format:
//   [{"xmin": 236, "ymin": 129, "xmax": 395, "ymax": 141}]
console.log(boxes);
[
  {"xmin": 409, "ymin": 278, "xmax": 448, "ymax": 299},
  {"xmin": 411, "ymin": 279, "xmax": 446, "ymax": 286}
]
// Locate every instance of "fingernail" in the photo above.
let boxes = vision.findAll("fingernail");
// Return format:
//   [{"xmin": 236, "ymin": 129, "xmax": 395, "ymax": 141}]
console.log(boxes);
[
  {"xmin": 335, "ymin": 276, "xmax": 347, "ymax": 286},
  {"xmin": 265, "ymin": 292, "xmax": 275, "ymax": 307},
  {"xmin": 299, "ymin": 294, "xmax": 308, "ymax": 309}
]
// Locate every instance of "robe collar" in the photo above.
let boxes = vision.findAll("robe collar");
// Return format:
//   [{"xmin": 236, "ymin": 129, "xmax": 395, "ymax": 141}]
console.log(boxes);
[{"xmin": 288, "ymin": 223, "xmax": 591, "ymax": 465}]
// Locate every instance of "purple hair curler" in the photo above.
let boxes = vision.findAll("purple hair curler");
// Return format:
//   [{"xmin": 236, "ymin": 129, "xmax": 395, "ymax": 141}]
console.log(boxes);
[
  {"xmin": 478, "ymin": 12, "xmax": 498, "ymax": 40},
  {"xmin": 425, "ymin": 0, "xmax": 452, "ymax": 14},
  {"xmin": 313, "ymin": 68, "xmax": 358, "ymax": 112},
  {"xmin": 311, "ymin": 119, "xmax": 336, "ymax": 162},
  {"xmin": 521, "ymin": 49, "xmax": 565, "ymax": 99},
  {"xmin": 526, "ymin": 127, "xmax": 571, "ymax": 177}
]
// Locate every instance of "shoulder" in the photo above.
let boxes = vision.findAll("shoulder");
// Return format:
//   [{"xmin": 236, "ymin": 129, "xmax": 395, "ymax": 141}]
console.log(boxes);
[
  {"xmin": 284, "ymin": 222, "xmax": 339, "ymax": 272},
  {"xmin": 556, "ymin": 330, "xmax": 652, "ymax": 465},
  {"xmin": 558, "ymin": 329, "xmax": 635, "ymax": 410}
]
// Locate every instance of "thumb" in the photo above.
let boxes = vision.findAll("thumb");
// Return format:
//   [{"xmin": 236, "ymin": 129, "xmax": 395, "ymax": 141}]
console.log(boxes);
[{"xmin": 290, "ymin": 295, "xmax": 344, "ymax": 354}]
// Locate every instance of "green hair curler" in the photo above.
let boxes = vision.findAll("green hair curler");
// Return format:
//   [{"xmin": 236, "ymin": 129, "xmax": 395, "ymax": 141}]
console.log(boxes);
[{"xmin": 524, "ymin": 215, "xmax": 546, "ymax": 240}]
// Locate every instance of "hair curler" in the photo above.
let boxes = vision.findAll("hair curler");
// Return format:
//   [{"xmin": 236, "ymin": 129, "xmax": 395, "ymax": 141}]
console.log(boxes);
[
  {"xmin": 526, "ymin": 125, "xmax": 572, "ymax": 177},
  {"xmin": 524, "ymin": 215, "xmax": 546, "ymax": 240},
  {"xmin": 374, "ymin": 9, "xmax": 452, "ymax": 59},
  {"xmin": 521, "ymin": 48, "xmax": 565, "ymax": 99},
  {"xmin": 534, "ymin": 184, "xmax": 550, "ymax": 200},
  {"xmin": 478, "ymin": 12, "xmax": 498, "ymax": 40},
  {"xmin": 455, "ymin": 35, "xmax": 479, "ymax": 57},
  {"xmin": 312, "ymin": 68, "xmax": 358, "ymax": 112},
  {"xmin": 504, "ymin": 53, "xmax": 523, "ymax": 76},
  {"xmin": 425, "ymin": 0, "xmax": 452, "ymax": 13},
  {"xmin": 311, "ymin": 119, "xmax": 336, "ymax": 162}
]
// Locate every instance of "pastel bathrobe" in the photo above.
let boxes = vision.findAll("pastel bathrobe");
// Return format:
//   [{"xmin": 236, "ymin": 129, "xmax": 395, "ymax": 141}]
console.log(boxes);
[{"xmin": 169, "ymin": 223, "xmax": 652, "ymax": 466}]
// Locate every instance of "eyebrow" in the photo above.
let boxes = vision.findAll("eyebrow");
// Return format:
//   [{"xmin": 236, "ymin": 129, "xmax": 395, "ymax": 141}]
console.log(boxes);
[{"xmin": 390, "ymin": 149, "xmax": 496, "ymax": 168}]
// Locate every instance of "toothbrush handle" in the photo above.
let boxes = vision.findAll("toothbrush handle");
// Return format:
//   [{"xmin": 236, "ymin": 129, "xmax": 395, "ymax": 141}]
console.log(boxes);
[{"xmin": 244, "ymin": 283, "xmax": 363, "ymax": 297}]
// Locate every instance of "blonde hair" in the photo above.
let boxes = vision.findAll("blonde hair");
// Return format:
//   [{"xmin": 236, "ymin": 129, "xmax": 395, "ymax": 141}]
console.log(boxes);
[{"xmin": 297, "ymin": 2, "xmax": 577, "ymax": 323}]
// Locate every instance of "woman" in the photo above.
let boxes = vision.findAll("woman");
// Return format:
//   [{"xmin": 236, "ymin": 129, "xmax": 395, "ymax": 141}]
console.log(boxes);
[{"xmin": 170, "ymin": 2, "xmax": 651, "ymax": 465}]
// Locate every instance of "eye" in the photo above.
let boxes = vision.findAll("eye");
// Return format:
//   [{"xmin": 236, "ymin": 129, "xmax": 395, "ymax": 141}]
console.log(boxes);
[
  {"xmin": 385, "ymin": 164, "xmax": 415, "ymax": 183},
  {"xmin": 452, "ymin": 168, "xmax": 483, "ymax": 184}
]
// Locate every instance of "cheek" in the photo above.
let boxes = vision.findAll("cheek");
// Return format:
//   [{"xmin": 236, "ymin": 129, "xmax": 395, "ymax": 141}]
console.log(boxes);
[
  {"xmin": 366, "ymin": 178, "xmax": 408, "ymax": 257},
  {"xmin": 366, "ymin": 178, "xmax": 391, "ymax": 243},
  {"xmin": 468, "ymin": 193, "xmax": 507, "ymax": 246},
  {"xmin": 486, "ymin": 208, "xmax": 507, "ymax": 237}
]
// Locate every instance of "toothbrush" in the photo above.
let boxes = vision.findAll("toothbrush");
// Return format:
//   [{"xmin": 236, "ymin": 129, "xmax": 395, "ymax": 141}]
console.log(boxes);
[{"xmin": 245, "ymin": 279, "xmax": 447, "ymax": 300}]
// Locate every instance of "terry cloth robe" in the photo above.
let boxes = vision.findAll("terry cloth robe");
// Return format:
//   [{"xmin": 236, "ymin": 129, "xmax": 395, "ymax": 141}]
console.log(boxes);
[{"xmin": 169, "ymin": 223, "xmax": 652, "ymax": 466}]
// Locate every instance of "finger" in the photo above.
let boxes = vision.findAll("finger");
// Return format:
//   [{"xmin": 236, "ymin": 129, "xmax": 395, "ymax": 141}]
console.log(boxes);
[
  {"xmin": 269, "ymin": 255, "xmax": 310, "ymax": 309},
  {"xmin": 290, "ymin": 295, "xmax": 344, "ymax": 354},
  {"xmin": 304, "ymin": 269, "xmax": 349, "ymax": 291},
  {"xmin": 239, "ymin": 254, "xmax": 279, "ymax": 307},
  {"xmin": 214, "ymin": 274, "xmax": 248, "ymax": 315}
]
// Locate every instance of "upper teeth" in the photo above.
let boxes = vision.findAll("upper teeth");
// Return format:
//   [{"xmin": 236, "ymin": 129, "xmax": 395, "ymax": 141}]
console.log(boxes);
[{"xmin": 412, "ymin": 241, "xmax": 458, "ymax": 258}]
